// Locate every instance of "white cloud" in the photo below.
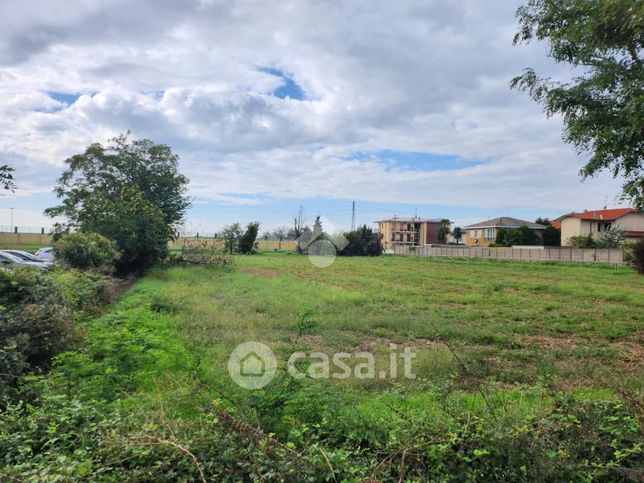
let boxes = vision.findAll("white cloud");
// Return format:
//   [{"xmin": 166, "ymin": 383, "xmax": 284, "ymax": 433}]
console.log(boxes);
[{"xmin": 0, "ymin": 0, "xmax": 627, "ymax": 230}]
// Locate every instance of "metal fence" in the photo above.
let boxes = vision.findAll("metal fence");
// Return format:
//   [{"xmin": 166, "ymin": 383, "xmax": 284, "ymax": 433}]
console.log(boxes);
[{"xmin": 393, "ymin": 245, "xmax": 626, "ymax": 265}]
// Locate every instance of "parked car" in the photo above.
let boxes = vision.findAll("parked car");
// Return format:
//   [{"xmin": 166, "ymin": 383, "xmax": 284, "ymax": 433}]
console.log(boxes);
[
  {"xmin": 2, "ymin": 249, "xmax": 54, "ymax": 268},
  {"xmin": 35, "ymin": 247, "xmax": 55, "ymax": 262},
  {"xmin": 0, "ymin": 251, "xmax": 49, "ymax": 271}
]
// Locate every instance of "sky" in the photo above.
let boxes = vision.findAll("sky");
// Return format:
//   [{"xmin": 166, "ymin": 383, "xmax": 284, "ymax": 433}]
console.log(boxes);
[{"xmin": 0, "ymin": 0, "xmax": 630, "ymax": 234}]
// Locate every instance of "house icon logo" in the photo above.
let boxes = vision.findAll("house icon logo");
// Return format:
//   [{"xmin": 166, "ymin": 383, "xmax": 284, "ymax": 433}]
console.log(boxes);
[
  {"xmin": 228, "ymin": 342, "xmax": 277, "ymax": 389},
  {"xmin": 240, "ymin": 351, "xmax": 265, "ymax": 377},
  {"xmin": 296, "ymin": 215, "xmax": 350, "ymax": 268}
]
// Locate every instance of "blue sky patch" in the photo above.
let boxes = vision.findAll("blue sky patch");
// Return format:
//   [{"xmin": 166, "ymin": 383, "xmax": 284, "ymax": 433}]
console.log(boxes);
[
  {"xmin": 348, "ymin": 150, "xmax": 484, "ymax": 171},
  {"xmin": 48, "ymin": 91, "xmax": 81, "ymax": 105},
  {"xmin": 259, "ymin": 67, "xmax": 305, "ymax": 100}
]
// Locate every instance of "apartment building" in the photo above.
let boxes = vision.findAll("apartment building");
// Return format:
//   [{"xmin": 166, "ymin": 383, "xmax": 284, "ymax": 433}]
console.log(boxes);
[{"xmin": 376, "ymin": 217, "xmax": 446, "ymax": 250}]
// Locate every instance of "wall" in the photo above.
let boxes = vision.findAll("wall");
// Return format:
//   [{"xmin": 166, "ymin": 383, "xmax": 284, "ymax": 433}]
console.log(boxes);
[
  {"xmin": 393, "ymin": 244, "xmax": 625, "ymax": 265},
  {"xmin": 616, "ymin": 213, "xmax": 644, "ymax": 232},
  {"xmin": 0, "ymin": 232, "xmax": 52, "ymax": 247},
  {"xmin": 561, "ymin": 217, "xmax": 582, "ymax": 246}
]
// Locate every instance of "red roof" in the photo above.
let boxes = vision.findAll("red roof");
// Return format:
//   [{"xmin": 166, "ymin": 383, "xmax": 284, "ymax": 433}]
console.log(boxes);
[
  {"xmin": 561, "ymin": 208, "xmax": 637, "ymax": 221},
  {"xmin": 550, "ymin": 220, "xmax": 561, "ymax": 229}
]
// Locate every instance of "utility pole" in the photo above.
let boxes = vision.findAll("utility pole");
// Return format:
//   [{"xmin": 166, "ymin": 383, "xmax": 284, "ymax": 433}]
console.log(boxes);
[{"xmin": 351, "ymin": 201, "xmax": 355, "ymax": 231}]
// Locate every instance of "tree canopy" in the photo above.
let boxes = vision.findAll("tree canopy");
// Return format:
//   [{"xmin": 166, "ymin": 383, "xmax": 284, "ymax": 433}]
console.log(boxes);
[
  {"xmin": 512, "ymin": 0, "xmax": 644, "ymax": 207},
  {"xmin": 46, "ymin": 134, "xmax": 190, "ymax": 273},
  {"xmin": 0, "ymin": 165, "xmax": 15, "ymax": 192},
  {"xmin": 46, "ymin": 133, "xmax": 190, "ymax": 232}
]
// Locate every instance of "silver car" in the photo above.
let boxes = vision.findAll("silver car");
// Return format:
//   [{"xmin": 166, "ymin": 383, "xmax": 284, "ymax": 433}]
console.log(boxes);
[
  {"xmin": 2, "ymin": 250, "xmax": 54, "ymax": 269},
  {"xmin": 0, "ymin": 251, "xmax": 49, "ymax": 271},
  {"xmin": 35, "ymin": 247, "xmax": 55, "ymax": 262}
]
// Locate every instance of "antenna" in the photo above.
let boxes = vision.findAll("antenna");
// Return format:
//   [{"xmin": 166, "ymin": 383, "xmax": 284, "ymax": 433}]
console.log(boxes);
[
  {"xmin": 351, "ymin": 201, "xmax": 355, "ymax": 231},
  {"xmin": 603, "ymin": 195, "xmax": 608, "ymax": 210}
]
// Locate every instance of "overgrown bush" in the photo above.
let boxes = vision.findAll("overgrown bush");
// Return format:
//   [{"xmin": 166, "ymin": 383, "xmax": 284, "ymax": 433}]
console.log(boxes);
[
  {"xmin": 0, "ymin": 268, "xmax": 114, "ymax": 402},
  {"xmin": 339, "ymin": 225, "xmax": 383, "ymax": 256},
  {"xmin": 569, "ymin": 234, "xmax": 596, "ymax": 248},
  {"xmin": 630, "ymin": 239, "xmax": 644, "ymax": 274},
  {"xmin": 543, "ymin": 224, "xmax": 561, "ymax": 246},
  {"xmin": 54, "ymin": 231, "xmax": 121, "ymax": 272},
  {"xmin": 495, "ymin": 225, "xmax": 541, "ymax": 247}
]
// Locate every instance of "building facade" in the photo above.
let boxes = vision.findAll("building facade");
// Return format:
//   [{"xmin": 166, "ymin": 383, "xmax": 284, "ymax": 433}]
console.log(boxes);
[
  {"xmin": 376, "ymin": 217, "xmax": 446, "ymax": 250},
  {"xmin": 464, "ymin": 217, "xmax": 546, "ymax": 247},
  {"xmin": 559, "ymin": 208, "xmax": 644, "ymax": 246}
]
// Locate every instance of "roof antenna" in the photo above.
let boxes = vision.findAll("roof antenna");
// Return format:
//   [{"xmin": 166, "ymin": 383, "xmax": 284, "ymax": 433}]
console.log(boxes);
[{"xmin": 603, "ymin": 195, "xmax": 608, "ymax": 210}]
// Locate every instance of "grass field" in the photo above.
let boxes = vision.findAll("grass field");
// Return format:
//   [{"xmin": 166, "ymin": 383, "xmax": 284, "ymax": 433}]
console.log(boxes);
[
  {"xmin": 5, "ymin": 253, "xmax": 643, "ymax": 480},
  {"xmin": 136, "ymin": 253, "xmax": 644, "ymax": 397}
]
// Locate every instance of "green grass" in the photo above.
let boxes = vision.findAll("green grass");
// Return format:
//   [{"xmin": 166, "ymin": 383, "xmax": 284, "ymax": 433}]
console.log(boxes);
[
  {"xmin": 150, "ymin": 253, "xmax": 643, "ymax": 397},
  {"xmin": 4, "ymin": 253, "xmax": 642, "ymax": 480}
]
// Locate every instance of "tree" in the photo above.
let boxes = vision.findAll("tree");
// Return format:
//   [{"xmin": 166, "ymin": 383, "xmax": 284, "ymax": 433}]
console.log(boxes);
[
  {"xmin": 0, "ymin": 165, "xmax": 15, "ymax": 192},
  {"xmin": 495, "ymin": 225, "xmax": 540, "ymax": 246},
  {"xmin": 221, "ymin": 223, "xmax": 242, "ymax": 254},
  {"xmin": 293, "ymin": 206, "xmax": 306, "ymax": 253},
  {"xmin": 46, "ymin": 133, "xmax": 190, "ymax": 233},
  {"xmin": 46, "ymin": 133, "xmax": 190, "ymax": 272},
  {"xmin": 339, "ymin": 225, "xmax": 383, "ymax": 256},
  {"xmin": 597, "ymin": 227, "xmax": 625, "ymax": 248},
  {"xmin": 239, "ymin": 222, "xmax": 260, "ymax": 254},
  {"xmin": 535, "ymin": 217, "xmax": 550, "ymax": 226},
  {"xmin": 452, "ymin": 227, "xmax": 464, "ymax": 244},
  {"xmin": 437, "ymin": 219, "xmax": 451, "ymax": 244},
  {"xmin": 629, "ymin": 239, "xmax": 644, "ymax": 274},
  {"xmin": 73, "ymin": 187, "xmax": 173, "ymax": 273},
  {"xmin": 543, "ymin": 225, "xmax": 562, "ymax": 246},
  {"xmin": 512, "ymin": 0, "xmax": 644, "ymax": 208}
]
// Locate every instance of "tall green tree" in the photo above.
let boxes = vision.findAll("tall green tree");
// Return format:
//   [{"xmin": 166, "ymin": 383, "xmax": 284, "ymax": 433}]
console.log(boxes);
[
  {"xmin": 0, "ymin": 165, "xmax": 15, "ymax": 192},
  {"xmin": 239, "ymin": 222, "xmax": 260, "ymax": 254},
  {"xmin": 46, "ymin": 133, "xmax": 190, "ymax": 232},
  {"xmin": 437, "ymin": 219, "xmax": 451, "ymax": 244},
  {"xmin": 46, "ymin": 133, "xmax": 190, "ymax": 272},
  {"xmin": 512, "ymin": 0, "xmax": 644, "ymax": 207},
  {"xmin": 452, "ymin": 227, "xmax": 464, "ymax": 244},
  {"xmin": 221, "ymin": 223, "xmax": 242, "ymax": 254}
]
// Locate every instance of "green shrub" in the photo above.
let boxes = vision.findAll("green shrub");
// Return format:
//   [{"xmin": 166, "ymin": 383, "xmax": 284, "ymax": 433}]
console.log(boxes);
[
  {"xmin": 569, "ymin": 234, "xmax": 596, "ymax": 248},
  {"xmin": 54, "ymin": 232, "xmax": 121, "ymax": 273},
  {"xmin": 339, "ymin": 225, "xmax": 383, "ymax": 256},
  {"xmin": 0, "ymin": 268, "xmax": 113, "ymax": 401},
  {"xmin": 630, "ymin": 239, "xmax": 644, "ymax": 274}
]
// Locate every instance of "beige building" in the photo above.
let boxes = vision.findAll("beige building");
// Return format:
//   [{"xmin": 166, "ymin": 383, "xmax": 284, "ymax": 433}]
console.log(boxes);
[
  {"xmin": 559, "ymin": 208, "xmax": 644, "ymax": 246},
  {"xmin": 376, "ymin": 217, "xmax": 446, "ymax": 250},
  {"xmin": 464, "ymin": 217, "xmax": 546, "ymax": 247}
]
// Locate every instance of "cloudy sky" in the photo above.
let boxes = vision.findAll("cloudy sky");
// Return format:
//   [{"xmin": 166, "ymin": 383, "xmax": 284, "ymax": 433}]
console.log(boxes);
[{"xmin": 0, "ymin": 0, "xmax": 629, "ymax": 233}]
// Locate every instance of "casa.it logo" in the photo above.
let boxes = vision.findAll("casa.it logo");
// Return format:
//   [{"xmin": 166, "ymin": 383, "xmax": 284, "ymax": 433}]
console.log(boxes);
[
  {"xmin": 227, "ymin": 342, "xmax": 277, "ymax": 389},
  {"xmin": 296, "ymin": 216, "xmax": 349, "ymax": 268}
]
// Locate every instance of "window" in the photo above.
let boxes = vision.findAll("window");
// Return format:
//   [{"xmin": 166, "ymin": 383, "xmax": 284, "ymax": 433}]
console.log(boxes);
[{"xmin": 605, "ymin": 222, "xmax": 611, "ymax": 231}]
